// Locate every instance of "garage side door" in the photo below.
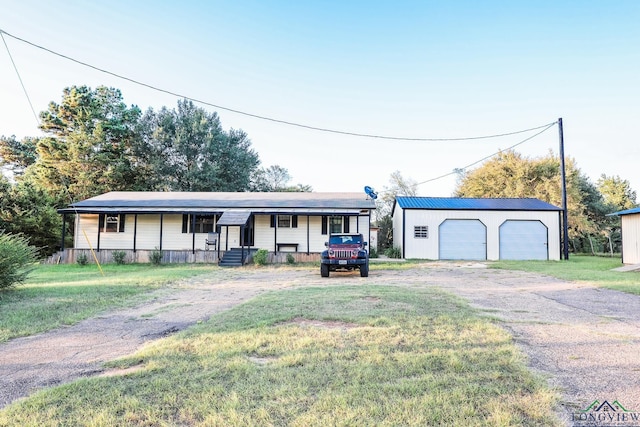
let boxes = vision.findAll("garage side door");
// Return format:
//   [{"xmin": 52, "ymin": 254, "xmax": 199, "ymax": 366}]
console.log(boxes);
[
  {"xmin": 439, "ymin": 219, "xmax": 487, "ymax": 260},
  {"xmin": 499, "ymin": 220, "xmax": 548, "ymax": 260}
]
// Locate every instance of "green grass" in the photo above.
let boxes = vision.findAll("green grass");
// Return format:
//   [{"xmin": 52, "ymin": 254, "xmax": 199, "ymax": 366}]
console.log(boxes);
[
  {"xmin": 491, "ymin": 255, "xmax": 640, "ymax": 294},
  {"xmin": 0, "ymin": 264, "xmax": 218, "ymax": 343},
  {"xmin": 0, "ymin": 285, "xmax": 560, "ymax": 426}
]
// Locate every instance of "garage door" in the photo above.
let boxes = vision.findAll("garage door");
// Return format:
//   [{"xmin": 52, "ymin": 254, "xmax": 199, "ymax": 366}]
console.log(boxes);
[
  {"xmin": 439, "ymin": 219, "xmax": 487, "ymax": 260},
  {"xmin": 499, "ymin": 220, "xmax": 548, "ymax": 260}
]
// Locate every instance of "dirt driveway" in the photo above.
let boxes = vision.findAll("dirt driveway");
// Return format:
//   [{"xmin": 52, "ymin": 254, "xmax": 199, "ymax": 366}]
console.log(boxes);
[{"xmin": 1, "ymin": 263, "xmax": 640, "ymax": 424}]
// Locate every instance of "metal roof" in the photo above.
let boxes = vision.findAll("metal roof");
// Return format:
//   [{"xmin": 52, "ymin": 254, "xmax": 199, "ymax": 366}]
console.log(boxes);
[
  {"xmin": 608, "ymin": 207, "xmax": 640, "ymax": 216},
  {"xmin": 59, "ymin": 191, "xmax": 376, "ymax": 213},
  {"xmin": 395, "ymin": 197, "xmax": 561, "ymax": 211},
  {"xmin": 216, "ymin": 210, "xmax": 251, "ymax": 226}
]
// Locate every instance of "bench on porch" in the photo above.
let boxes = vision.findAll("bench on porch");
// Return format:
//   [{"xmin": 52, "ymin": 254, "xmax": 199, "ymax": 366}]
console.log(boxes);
[{"xmin": 276, "ymin": 243, "xmax": 299, "ymax": 252}]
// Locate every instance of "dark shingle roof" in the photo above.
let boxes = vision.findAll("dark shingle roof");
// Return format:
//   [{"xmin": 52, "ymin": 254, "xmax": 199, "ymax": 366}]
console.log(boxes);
[
  {"xmin": 60, "ymin": 191, "xmax": 375, "ymax": 213},
  {"xmin": 395, "ymin": 197, "xmax": 561, "ymax": 211}
]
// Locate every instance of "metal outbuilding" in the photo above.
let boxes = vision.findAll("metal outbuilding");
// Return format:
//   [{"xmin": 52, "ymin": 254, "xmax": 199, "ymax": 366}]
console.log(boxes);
[
  {"xmin": 392, "ymin": 197, "xmax": 562, "ymax": 261},
  {"xmin": 608, "ymin": 207, "xmax": 640, "ymax": 264}
]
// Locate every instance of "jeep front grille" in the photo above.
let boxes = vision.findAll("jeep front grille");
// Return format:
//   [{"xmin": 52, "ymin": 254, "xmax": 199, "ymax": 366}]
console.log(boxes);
[{"xmin": 333, "ymin": 250, "xmax": 353, "ymax": 259}]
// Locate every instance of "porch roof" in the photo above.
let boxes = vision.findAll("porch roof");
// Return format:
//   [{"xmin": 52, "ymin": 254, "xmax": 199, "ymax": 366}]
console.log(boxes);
[{"xmin": 58, "ymin": 191, "xmax": 375, "ymax": 214}]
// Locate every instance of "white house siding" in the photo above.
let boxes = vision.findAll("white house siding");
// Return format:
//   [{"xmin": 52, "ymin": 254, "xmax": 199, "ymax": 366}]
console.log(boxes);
[
  {"xmin": 75, "ymin": 212, "xmax": 372, "ymax": 254},
  {"xmin": 621, "ymin": 214, "xmax": 640, "ymax": 264},
  {"xmin": 399, "ymin": 209, "xmax": 560, "ymax": 261},
  {"xmin": 392, "ymin": 206, "xmax": 405, "ymax": 255},
  {"xmin": 252, "ymin": 214, "xmax": 371, "ymax": 253}
]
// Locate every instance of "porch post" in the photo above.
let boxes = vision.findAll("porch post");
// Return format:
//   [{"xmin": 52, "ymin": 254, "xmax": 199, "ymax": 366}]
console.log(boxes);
[
  {"xmin": 97, "ymin": 214, "xmax": 102, "ymax": 252},
  {"xmin": 60, "ymin": 213, "xmax": 67, "ymax": 251},
  {"xmin": 159, "ymin": 214, "xmax": 164, "ymax": 251},
  {"xmin": 241, "ymin": 224, "xmax": 245, "ymax": 264},
  {"xmin": 306, "ymin": 215, "xmax": 310, "ymax": 255},
  {"xmin": 216, "ymin": 224, "xmax": 221, "ymax": 261},
  {"xmin": 133, "ymin": 214, "xmax": 138, "ymax": 252},
  {"xmin": 191, "ymin": 213, "xmax": 196, "ymax": 254}
]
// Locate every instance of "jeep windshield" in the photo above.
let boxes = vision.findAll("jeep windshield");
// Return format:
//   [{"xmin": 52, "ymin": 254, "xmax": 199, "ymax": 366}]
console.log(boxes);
[{"xmin": 329, "ymin": 235, "xmax": 362, "ymax": 245}]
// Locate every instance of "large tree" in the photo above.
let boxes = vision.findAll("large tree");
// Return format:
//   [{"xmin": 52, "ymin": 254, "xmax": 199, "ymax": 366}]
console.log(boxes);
[
  {"xmin": 27, "ymin": 85, "xmax": 143, "ymax": 202},
  {"xmin": 0, "ymin": 135, "xmax": 38, "ymax": 176},
  {"xmin": 376, "ymin": 170, "xmax": 418, "ymax": 252},
  {"xmin": 250, "ymin": 165, "xmax": 312, "ymax": 192},
  {"xmin": 454, "ymin": 150, "xmax": 630, "ymax": 252},
  {"xmin": 0, "ymin": 175, "xmax": 62, "ymax": 255},
  {"xmin": 597, "ymin": 174, "xmax": 637, "ymax": 211},
  {"xmin": 139, "ymin": 100, "xmax": 260, "ymax": 191}
]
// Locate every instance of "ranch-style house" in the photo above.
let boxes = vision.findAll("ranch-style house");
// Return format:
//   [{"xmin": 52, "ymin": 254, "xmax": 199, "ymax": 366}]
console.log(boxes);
[{"xmin": 57, "ymin": 191, "xmax": 376, "ymax": 265}]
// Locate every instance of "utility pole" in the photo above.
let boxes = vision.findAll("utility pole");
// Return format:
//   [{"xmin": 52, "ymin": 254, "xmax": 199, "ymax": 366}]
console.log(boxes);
[{"xmin": 558, "ymin": 118, "xmax": 570, "ymax": 260}]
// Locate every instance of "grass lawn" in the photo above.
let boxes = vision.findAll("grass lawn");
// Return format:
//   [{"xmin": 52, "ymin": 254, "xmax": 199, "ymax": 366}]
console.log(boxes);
[
  {"xmin": 0, "ymin": 263, "xmax": 219, "ymax": 343},
  {"xmin": 0, "ymin": 284, "xmax": 560, "ymax": 426},
  {"xmin": 490, "ymin": 255, "xmax": 640, "ymax": 295}
]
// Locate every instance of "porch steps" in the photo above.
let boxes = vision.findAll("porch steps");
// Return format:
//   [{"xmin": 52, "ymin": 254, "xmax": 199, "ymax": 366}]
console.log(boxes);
[{"xmin": 219, "ymin": 248, "xmax": 255, "ymax": 267}]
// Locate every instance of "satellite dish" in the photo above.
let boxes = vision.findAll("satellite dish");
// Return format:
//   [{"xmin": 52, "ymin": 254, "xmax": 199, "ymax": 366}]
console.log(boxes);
[{"xmin": 364, "ymin": 186, "xmax": 378, "ymax": 200}]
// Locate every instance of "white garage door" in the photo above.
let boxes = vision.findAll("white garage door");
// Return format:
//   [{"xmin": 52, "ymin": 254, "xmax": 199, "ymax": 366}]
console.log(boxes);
[
  {"xmin": 439, "ymin": 219, "xmax": 487, "ymax": 260},
  {"xmin": 499, "ymin": 220, "xmax": 548, "ymax": 260}
]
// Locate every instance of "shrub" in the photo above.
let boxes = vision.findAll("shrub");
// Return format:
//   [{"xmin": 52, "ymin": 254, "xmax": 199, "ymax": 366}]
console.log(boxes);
[
  {"xmin": 384, "ymin": 246, "xmax": 402, "ymax": 259},
  {"xmin": 286, "ymin": 253, "xmax": 295, "ymax": 264},
  {"xmin": 369, "ymin": 247, "xmax": 378, "ymax": 258},
  {"xmin": 112, "ymin": 250, "xmax": 127, "ymax": 265},
  {"xmin": 253, "ymin": 249, "xmax": 268, "ymax": 266},
  {"xmin": 76, "ymin": 253, "xmax": 89, "ymax": 266},
  {"xmin": 150, "ymin": 248, "xmax": 163, "ymax": 265},
  {"xmin": 0, "ymin": 232, "xmax": 39, "ymax": 290}
]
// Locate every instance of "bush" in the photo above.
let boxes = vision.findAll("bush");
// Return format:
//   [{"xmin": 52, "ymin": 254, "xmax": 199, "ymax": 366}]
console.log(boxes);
[
  {"xmin": 253, "ymin": 249, "xmax": 268, "ymax": 265},
  {"xmin": 112, "ymin": 250, "xmax": 127, "ymax": 265},
  {"xmin": 286, "ymin": 253, "xmax": 295, "ymax": 264},
  {"xmin": 0, "ymin": 232, "xmax": 39, "ymax": 290},
  {"xmin": 384, "ymin": 246, "xmax": 402, "ymax": 259},
  {"xmin": 369, "ymin": 247, "xmax": 378, "ymax": 258},
  {"xmin": 150, "ymin": 248, "xmax": 163, "ymax": 265},
  {"xmin": 76, "ymin": 253, "xmax": 89, "ymax": 266}
]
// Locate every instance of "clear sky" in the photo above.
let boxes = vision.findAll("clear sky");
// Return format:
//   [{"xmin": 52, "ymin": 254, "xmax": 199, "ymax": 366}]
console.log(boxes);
[{"xmin": 1, "ymin": 1, "xmax": 639, "ymax": 198}]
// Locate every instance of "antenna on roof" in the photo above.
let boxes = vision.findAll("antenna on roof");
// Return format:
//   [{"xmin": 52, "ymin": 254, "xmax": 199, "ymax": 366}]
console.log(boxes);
[{"xmin": 364, "ymin": 186, "xmax": 378, "ymax": 200}]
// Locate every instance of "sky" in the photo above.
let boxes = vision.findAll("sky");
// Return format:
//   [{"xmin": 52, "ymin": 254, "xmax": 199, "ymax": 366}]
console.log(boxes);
[{"xmin": 1, "ymin": 1, "xmax": 639, "ymax": 198}]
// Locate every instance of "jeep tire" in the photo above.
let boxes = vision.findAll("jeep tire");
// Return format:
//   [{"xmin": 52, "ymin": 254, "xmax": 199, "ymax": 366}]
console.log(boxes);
[
  {"xmin": 320, "ymin": 263, "xmax": 330, "ymax": 277},
  {"xmin": 359, "ymin": 262, "xmax": 369, "ymax": 277}
]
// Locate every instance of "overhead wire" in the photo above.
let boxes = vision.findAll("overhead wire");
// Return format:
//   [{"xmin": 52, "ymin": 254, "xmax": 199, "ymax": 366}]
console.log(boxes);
[
  {"xmin": 414, "ymin": 121, "xmax": 558, "ymax": 187},
  {"xmin": 1, "ymin": 31, "xmax": 40, "ymax": 126},
  {"xmin": 0, "ymin": 28, "xmax": 555, "ymax": 142}
]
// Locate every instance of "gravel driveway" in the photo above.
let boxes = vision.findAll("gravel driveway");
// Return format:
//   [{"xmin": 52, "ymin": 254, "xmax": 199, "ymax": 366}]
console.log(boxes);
[{"xmin": 1, "ymin": 263, "xmax": 640, "ymax": 425}]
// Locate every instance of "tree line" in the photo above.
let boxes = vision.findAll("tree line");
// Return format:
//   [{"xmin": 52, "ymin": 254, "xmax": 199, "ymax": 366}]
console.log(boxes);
[
  {"xmin": 0, "ymin": 85, "xmax": 310, "ymax": 256},
  {"xmin": 376, "ymin": 151, "xmax": 637, "ymax": 255}
]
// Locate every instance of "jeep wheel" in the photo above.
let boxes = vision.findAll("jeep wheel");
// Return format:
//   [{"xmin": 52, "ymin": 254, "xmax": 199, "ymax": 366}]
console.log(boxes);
[
  {"xmin": 360, "ymin": 262, "xmax": 369, "ymax": 277},
  {"xmin": 321, "ymin": 263, "xmax": 330, "ymax": 277}
]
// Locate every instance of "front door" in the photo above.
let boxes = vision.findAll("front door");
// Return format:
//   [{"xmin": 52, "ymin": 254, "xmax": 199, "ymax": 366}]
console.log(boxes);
[{"xmin": 241, "ymin": 215, "xmax": 255, "ymax": 246}]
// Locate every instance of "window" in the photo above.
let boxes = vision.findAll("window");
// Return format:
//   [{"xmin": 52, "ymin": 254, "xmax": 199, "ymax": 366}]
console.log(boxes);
[
  {"xmin": 278, "ymin": 215, "xmax": 291, "ymax": 228},
  {"xmin": 322, "ymin": 215, "xmax": 349, "ymax": 234},
  {"xmin": 270, "ymin": 215, "xmax": 298, "ymax": 228},
  {"xmin": 99, "ymin": 214, "xmax": 125, "ymax": 233},
  {"xmin": 330, "ymin": 216, "xmax": 343, "ymax": 234},
  {"xmin": 414, "ymin": 225, "xmax": 429, "ymax": 238},
  {"xmin": 182, "ymin": 214, "xmax": 217, "ymax": 233}
]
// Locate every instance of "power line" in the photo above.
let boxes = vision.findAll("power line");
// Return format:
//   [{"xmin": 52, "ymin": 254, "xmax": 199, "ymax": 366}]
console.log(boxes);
[
  {"xmin": 0, "ymin": 28, "xmax": 555, "ymax": 142},
  {"xmin": 413, "ymin": 121, "xmax": 557, "ymax": 187},
  {"xmin": 1, "ymin": 31, "xmax": 40, "ymax": 126}
]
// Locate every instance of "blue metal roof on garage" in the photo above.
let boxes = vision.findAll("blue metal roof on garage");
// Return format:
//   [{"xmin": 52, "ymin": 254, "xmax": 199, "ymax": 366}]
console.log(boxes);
[{"xmin": 395, "ymin": 197, "xmax": 561, "ymax": 211}]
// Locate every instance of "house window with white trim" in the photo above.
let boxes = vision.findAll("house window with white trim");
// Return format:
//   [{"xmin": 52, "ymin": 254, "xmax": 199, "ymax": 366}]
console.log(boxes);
[
  {"xmin": 99, "ymin": 214, "xmax": 126, "ymax": 233},
  {"xmin": 414, "ymin": 225, "xmax": 428, "ymax": 238},
  {"xmin": 330, "ymin": 216, "xmax": 343, "ymax": 234},
  {"xmin": 181, "ymin": 214, "xmax": 217, "ymax": 233},
  {"xmin": 278, "ymin": 215, "xmax": 291, "ymax": 228}
]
